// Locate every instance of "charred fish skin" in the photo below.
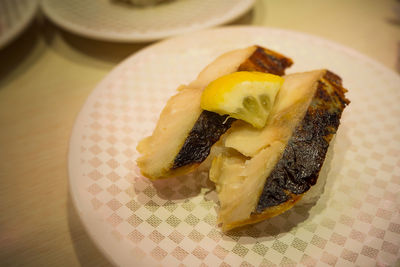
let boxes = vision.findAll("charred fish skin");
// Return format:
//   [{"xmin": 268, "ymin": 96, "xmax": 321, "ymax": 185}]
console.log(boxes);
[
  {"xmin": 172, "ymin": 111, "xmax": 235, "ymax": 169},
  {"xmin": 238, "ymin": 46, "xmax": 293, "ymax": 76},
  {"xmin": 172, "ymin": 47, "xmax": 293, "ymax": 170},
  {"xmin": 256, "ymin": 71, "xmax": 350, "ymax": 213}
]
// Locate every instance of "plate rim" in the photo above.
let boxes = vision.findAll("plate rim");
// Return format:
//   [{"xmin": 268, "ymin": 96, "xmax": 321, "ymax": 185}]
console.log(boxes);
[
  {"xmin": 0, "ymin": 0, "xmax": 39, "ymax": 49},
  {"xmin": 40, "ymin": 0, "xmax": 255, "ymax": 42},
  {"xmin": 68, "ymin": 26, "xmax": 400, "ymax": 267}
]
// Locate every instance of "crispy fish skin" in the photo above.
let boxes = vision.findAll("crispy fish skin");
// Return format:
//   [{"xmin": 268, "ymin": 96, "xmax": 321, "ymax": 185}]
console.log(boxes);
[
  {"xmin": 256, "ymin": 71, "xmax": 349, "ymax": 212},
  {"xmin": 211, "ymin": 70, "xmax": 326, "ymax": 230},
  {"xmin": 238, "ymin": 46, "xmax": 294, "ymax": 75},
  {"xmin": 172, "ymin": 111, "xmax": 236, "ymax": 169},
  {"xmin": 210, "ymin": 70, "xmax": 350, "ymax": 231},
  {"xmin": 223, "ymin": 71, "xmax": 350, "ymax": 230},
  {"xmin": 172, "ymin": 47, "xmax": 293, "ymax": 170}
]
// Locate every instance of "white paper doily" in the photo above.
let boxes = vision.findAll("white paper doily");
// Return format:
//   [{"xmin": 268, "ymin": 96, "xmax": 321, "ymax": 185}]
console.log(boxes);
[
  {"xmin": 40, "ymin": 0, "xmax": 255, "ymax": 42},
  {"xmin": 69, "ymin": 27, "xmax": 400, "ymax": 267},
  {"xmin": 0, "ymin": 0, "xmax": 38, "ymax": 49}
]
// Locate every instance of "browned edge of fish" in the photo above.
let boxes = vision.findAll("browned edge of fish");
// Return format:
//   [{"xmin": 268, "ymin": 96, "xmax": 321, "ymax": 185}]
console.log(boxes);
[{"xmin": 172, "ymin": 46, "xmax": 294, "ymax": 170}]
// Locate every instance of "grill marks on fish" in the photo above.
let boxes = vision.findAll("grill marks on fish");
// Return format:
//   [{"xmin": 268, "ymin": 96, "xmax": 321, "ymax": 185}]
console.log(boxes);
[
  {"xmin": 256, "ymin": 71, "xmax": 350, "ymax": 213},
  {"xmin": 172, "ymin": 47, "xmax": 293, "ymax": 169}
]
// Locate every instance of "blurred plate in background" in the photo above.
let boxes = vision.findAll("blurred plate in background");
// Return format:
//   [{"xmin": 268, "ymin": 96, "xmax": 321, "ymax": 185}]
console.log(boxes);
[
  {"xmin": 40, "ymin": 0, "xmax": 255, "ymax": 42},
  {"xmin": 0, "ymin": 0, "xmax": 39, "ymax": 49}
]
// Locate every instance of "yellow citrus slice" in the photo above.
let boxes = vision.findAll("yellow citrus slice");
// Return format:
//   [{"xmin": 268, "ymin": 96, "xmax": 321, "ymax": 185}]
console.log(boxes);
[{"xmin": 200, "ymin": 71, "xmax": 284, "ymax": 128}]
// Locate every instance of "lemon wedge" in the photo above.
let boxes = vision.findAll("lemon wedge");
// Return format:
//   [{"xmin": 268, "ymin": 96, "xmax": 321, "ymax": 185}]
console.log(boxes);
[{"xmin": 200, "ymin": 71, "xmax": 284, "ymax": 128}]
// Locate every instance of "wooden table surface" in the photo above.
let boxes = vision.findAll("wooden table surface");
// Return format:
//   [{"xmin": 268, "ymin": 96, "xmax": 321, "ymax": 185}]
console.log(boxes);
[{"xmin": 1, "ymin": 0, "xmax": 399, "ymax": 266}]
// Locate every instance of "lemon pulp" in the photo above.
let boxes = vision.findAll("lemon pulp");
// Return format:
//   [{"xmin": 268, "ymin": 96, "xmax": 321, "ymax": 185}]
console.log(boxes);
[{"xmin": 200, "ymin": 71, "xmax": 284, "ymax": 128}]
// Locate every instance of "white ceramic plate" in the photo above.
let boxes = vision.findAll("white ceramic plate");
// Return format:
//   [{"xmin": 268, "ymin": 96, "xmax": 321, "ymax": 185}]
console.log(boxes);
[
  {"xmin": 0, "ymin": 0, "xmax": 38, "ymax": 49},
  {"xmin": 69, "ymin": 27, "xmax": 400, "ymax": 267},
  {"xmin": 40, "ymin": 0, "xmax": 255, "ymax": 42}
]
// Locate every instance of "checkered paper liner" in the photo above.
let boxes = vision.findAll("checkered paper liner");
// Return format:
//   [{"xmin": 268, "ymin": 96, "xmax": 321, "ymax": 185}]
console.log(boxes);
[{"xmin": 68, "ymin": 27, "xmax": 400, "ymax": 267}]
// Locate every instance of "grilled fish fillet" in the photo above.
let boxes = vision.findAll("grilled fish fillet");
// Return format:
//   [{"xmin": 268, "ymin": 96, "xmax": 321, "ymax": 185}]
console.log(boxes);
[
  {"xmin": 137, "ymin": 46, "xmax": 293, "ymax": 179},
  {"xmin": 210, "ymin": 69, "xmax": 350, "ymax": 231}
]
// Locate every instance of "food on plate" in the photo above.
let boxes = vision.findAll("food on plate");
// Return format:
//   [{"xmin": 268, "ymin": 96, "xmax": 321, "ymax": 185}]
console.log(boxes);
[
  {"xmin": 136, "ymin": 46, "xmax": 293, "ymax": 179},
  {"xmin": 210, "ymin": 69, "xmax": 349, "ymax": 230},
  {"xmin": 136, "ymin": 45, "xmax": 349, "ymax": 231}
]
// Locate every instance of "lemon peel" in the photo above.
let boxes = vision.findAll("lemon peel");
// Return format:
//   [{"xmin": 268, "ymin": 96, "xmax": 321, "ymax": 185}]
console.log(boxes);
[{"xmin": 200, "ymin": 71, "xmax": 283, "ymax": 128}]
